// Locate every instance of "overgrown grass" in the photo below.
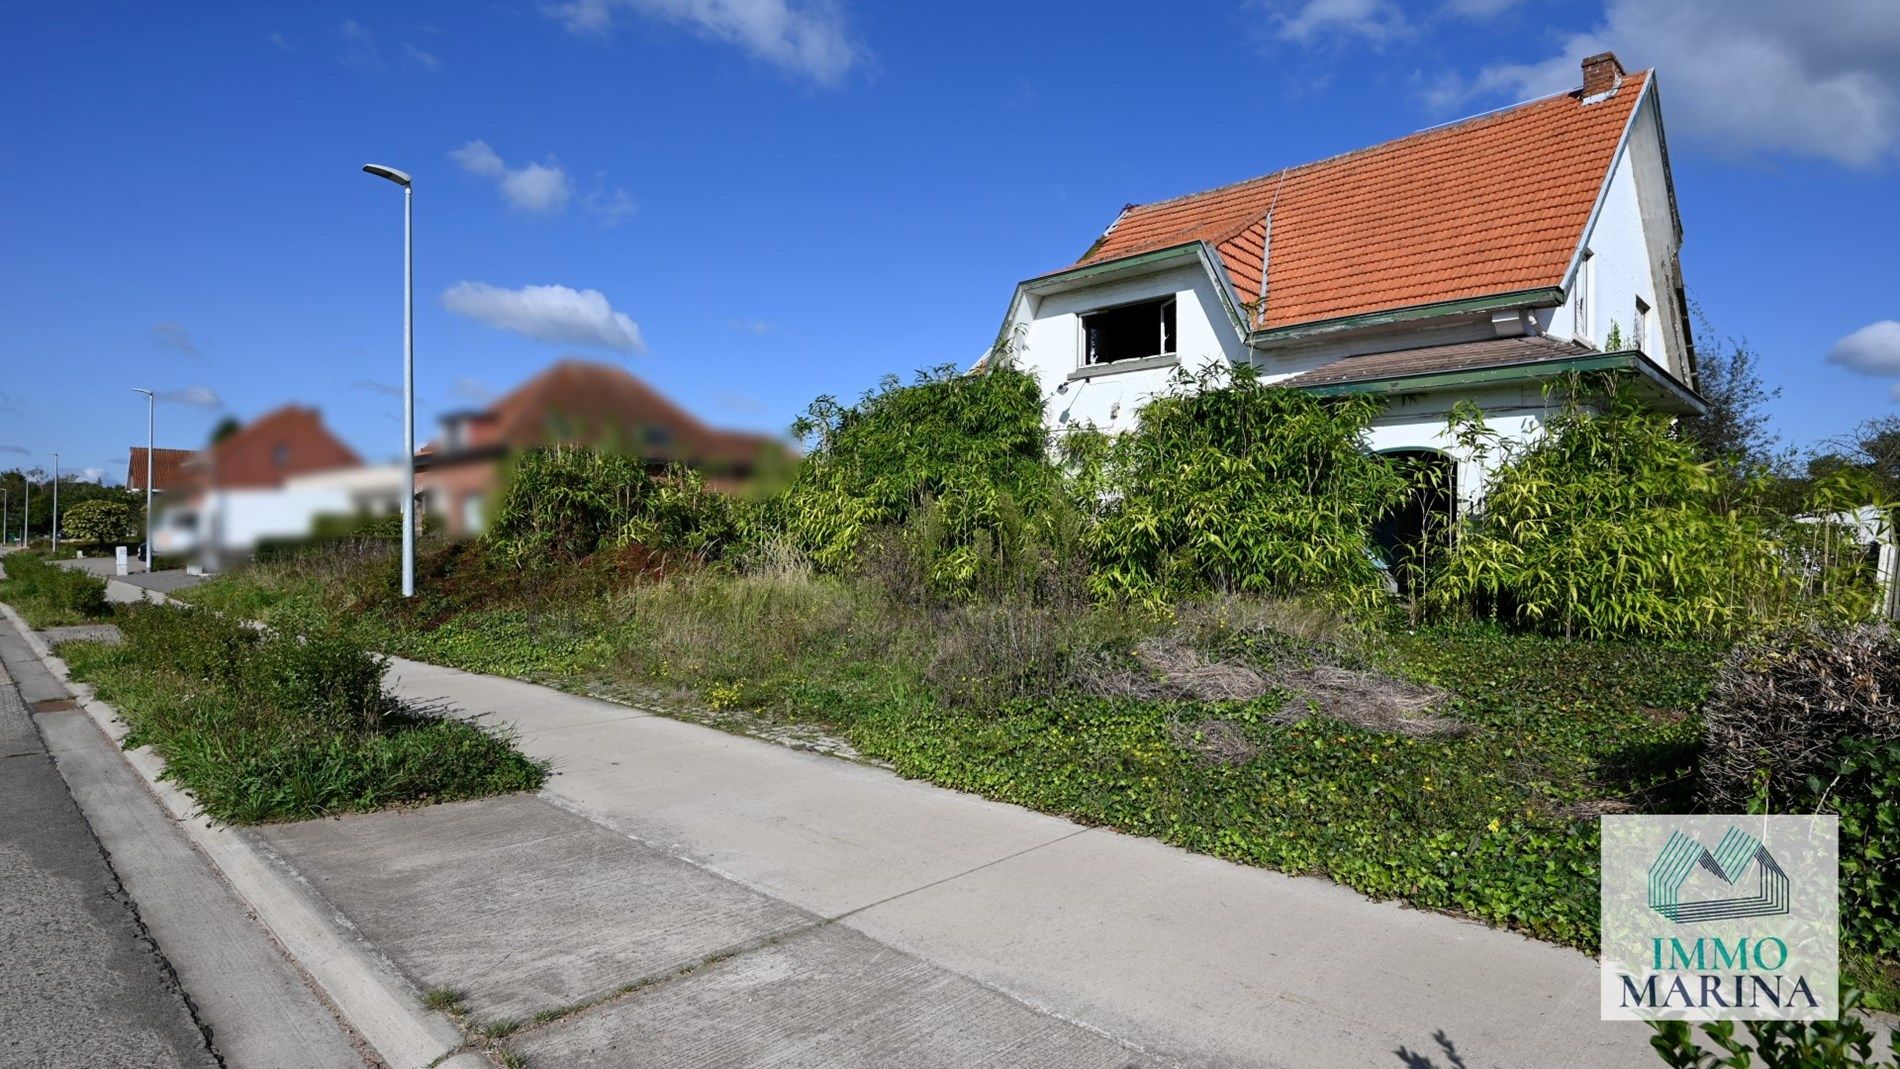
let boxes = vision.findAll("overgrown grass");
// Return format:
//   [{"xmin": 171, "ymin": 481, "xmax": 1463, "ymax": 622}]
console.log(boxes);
[
  {"xmin": 0, "ymin": 551, "xmax": 110, "ymax": 627},
  {"xmin": 62, "ymin": 599, "xmax": 546, "ymax": 823},
  {"xmin": 188, "ymin": 543, "xmax": 1726, "ymax": 950}
]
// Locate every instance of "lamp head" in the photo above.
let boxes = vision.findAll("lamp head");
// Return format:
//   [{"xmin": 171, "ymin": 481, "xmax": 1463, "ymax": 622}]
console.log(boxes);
[{"xmin": 362, "ymin": 163, "xmax": 412, "ymax": 187}]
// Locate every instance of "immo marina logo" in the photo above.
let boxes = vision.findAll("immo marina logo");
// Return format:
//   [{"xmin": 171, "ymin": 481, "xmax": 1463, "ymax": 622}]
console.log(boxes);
[{"xmin": 1600, "ymin": 815, "xmax": 1837, "ymax": 1022}]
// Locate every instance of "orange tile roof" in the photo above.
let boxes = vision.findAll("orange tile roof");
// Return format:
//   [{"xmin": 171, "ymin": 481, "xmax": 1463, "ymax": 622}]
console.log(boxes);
[
  {"xmin": 125, "ymin": 446, "xmax": 195, "ymax": 492},
  {"xmin": 1074, "ymin": 71, "xmax": 1649, "ymax": 331},
  {"xmin": 431, "ymin": 359, "xmax": 784, "ymax": 471}
]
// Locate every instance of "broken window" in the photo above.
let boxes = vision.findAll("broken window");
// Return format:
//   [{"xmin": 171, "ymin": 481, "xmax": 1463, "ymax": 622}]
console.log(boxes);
[{"xmin": 1082, "ymin": 297, "xmax": 1177, "ymax": 366}]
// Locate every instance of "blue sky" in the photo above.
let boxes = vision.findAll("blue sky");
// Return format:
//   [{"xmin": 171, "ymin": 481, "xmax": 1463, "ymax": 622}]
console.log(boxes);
[{"xmin": 3, "ymin": 0, "xmax": 1897, "ymax": 482}]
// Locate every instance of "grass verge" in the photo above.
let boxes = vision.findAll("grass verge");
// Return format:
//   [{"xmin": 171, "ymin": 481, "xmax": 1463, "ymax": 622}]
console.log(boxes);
[
  {"xmin": 0, "ymin": 551, "xmax": 109, "ymax": 627},
  {"xmin": 61, "ymin": 599, "xmax": 546, "ymax": 824}
]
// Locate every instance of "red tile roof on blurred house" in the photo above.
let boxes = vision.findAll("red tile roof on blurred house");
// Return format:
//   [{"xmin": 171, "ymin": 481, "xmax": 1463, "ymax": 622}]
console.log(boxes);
[
  {"xmin": 422, "ymin": 359, "xmax": 780, "ymax": 471},
  {"xmin": 1072, "ymin": 69, "xmax": 1650, "ymax": 331},
  {"xmin": 125, "ymin": 447, "xmax": 195, "ymax": 493},
  {"xmin": 192, "ymin": 406, "xmax": 363, "ymax": 490}
]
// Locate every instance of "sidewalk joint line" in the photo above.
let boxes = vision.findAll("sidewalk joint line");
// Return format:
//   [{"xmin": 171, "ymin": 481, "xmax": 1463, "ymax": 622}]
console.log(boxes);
[{"xmin": 826, "ymin": 825, "xmax": 1097, "ymax": 924}]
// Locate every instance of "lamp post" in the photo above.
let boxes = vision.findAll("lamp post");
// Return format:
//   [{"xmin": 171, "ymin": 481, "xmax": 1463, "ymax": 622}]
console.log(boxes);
[
  {"xmin": 133, "ymin": 388, "xmax": 155, "ymax": 569},
  {"xmin": 49, "ymin": 452, "xmax": 59, "ymax": 554},
  {"xmin": 21, "ymin": 474, "xmax": 28, "ymax": 546},
  {"xmin": 362, "ymin": 162, "xmax": 415, "ymax": 599}
]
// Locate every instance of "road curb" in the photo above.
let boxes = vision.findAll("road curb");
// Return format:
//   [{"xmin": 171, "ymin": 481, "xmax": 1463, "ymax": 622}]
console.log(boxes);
[{"xmin": 0, "ymin": 600, "xmax": 488, "ymax": 1069}]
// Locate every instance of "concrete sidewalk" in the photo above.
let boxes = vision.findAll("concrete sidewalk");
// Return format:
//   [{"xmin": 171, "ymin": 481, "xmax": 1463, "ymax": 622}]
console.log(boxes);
[{"xmin": 355, "ymin": 655, "xmax": 1656, "ymax": 1068}]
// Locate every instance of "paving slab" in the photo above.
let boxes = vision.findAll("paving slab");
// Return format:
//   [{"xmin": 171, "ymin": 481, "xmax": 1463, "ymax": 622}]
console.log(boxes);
[
  {"xmin": 516, "ymin": 922, "xmax": 1155, "ymax": 1068},
  {"xmin": 842, "ymin": 825, "xmax": 1653, "ymax": 1068},
  {"xmin": 388, "ymin": 655, "xmax": 1085, "ymax": 917},
  {"xmin": 254, "ymin": 792, "xmax": 817, "ymax": 1023}
]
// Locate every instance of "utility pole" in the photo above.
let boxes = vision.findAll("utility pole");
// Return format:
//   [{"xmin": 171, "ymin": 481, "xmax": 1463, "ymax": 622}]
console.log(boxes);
[{"xmin": 49, "ymin": 453, "xmax": 59, "ymax": 554}]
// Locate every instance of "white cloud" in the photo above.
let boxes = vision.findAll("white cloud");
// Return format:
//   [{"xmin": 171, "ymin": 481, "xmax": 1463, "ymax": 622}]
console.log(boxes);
[
  {"xmin": 450, "ymin": 140, "xmax": 574, "ymax": 214},
  {"xmin": 159, "ymin": 386, "xmax": 222, "ymax": 409},
  {"xmin": 403, "ymin": 43, "xmax": 441, "ymax": 72},
  {"xmin": 338, "ymin": 18, "xmax": 383, "ymax": 70},
  {"xmin": 76, "ymin": 467, "xmax": 106, "ymax": 484},
  {"xmin": 1443, "ymin": 0, "xmax": 1521, "ymax": 15},
  {"xmin": 1828, "ymin": 320, "xmax": 1900, "ymax": 376},
  {"xmin": 1269, "ymin": 0, "xmax": 1410, "ymax": 45},
  {"xmin": 583, "ymin": 173, "xmax": 637, "ymax": 226},
  {"xmin": 545, "ymin": 0, "xmax": 863, "ymax": 85},
  {"xmin": 148, "ymin": 321, "xmax": 203, "ymax": 359},
  {"xmin": 1432, "ymin": 0, "xmax": 1900, "ymax": 167},
  {"xmin": 268, "ymin": 30, "xmax": 291, "ymax": 50},
  {"xmin": 727, "ymin": 318, "xmax": 774, "ymax": 335},
  {"xmin": 441, "ymin": 282, "xmax": 645, "ymax": 353}
]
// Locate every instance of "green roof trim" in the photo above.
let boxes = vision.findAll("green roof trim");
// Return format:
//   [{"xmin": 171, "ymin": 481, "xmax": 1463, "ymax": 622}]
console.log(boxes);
[
  {"xmin": 1298, "ymin": 348, "xmax": 1707, "ymax": 416},
  {"xmin": 1251, "ymin": 287, "xmax": 1566, "ymax": 342}
]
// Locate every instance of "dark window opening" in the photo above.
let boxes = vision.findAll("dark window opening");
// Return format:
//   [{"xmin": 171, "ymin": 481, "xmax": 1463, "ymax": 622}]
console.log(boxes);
[
  {"xmin": 1371, "ymin": 450, "xmax": 1457, "ymax": 599},
  {"xmin": 272, "ymin": 444, "xmax": 290, "ymax": 468},
  {"xmin": 1083, "ymin": 297, "xmax": 1176, "ymax": 365}
]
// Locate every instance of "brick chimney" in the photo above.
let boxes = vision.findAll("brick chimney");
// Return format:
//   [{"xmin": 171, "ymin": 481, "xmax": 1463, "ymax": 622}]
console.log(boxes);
[{"xmin": 1581, "ymin": 51, "xmax": 1625, "ymax": 100}]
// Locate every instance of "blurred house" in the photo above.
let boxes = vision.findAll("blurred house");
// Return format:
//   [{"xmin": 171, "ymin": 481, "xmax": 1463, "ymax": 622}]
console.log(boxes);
[
  {"xmin": 417, "ymin": 359, "xmax": 785, "ymax": 536},
  {"xmin": 125, "ymin": 447, "xmax": 195, "ymax": 493},
  {"xmin": 151, "ymin": 405, "xmax": 402, "ymax": 557}
]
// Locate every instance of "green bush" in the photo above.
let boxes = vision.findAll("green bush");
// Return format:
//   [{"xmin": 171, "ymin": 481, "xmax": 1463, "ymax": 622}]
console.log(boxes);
[
  {"xmin": 486, "ymin": 447, "xmax": 743, "ymax": 566},
  {"xmin": 65, "ymin": 602, "xmax": 545, "ymax": 823},
  {"xmin": 1079, "ymin": 365, "xmax": 1406, "ymax": 611},
  {"xmin": 780, "ymin": 364, "xmax": 1065, "ymax": 587},
  {"xmin": 1650, "ymin": 989, "xmax": 1897, "ymax": 1067},
  {"xmin": 1431, "ymin": 377, "xmax": 1860, "ymax": 639},
  {"xmin": 0, "ymin": 551, "xmax": 109, "ymax": 626},
  {"xmin": 60, "ymin": 499, "xmax": 138, "ymax": 545}
]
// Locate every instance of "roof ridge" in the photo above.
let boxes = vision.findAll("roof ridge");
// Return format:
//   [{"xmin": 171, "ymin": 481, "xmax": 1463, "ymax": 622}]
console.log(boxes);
[{"xmin": 1117, "ymin": 78, "xmax": 1646, "ymax": 219}]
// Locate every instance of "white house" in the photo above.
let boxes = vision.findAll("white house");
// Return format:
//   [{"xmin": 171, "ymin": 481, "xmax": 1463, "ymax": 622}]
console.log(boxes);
[{"xmin": 986, "ymin": 52, "xmax": 1703, "ymax": 527}]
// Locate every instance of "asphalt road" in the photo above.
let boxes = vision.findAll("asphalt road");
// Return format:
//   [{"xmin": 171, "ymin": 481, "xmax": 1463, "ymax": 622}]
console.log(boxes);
[{"xmin": 0, "ymin": 623, "xmax": 218, "ymax": 1069}]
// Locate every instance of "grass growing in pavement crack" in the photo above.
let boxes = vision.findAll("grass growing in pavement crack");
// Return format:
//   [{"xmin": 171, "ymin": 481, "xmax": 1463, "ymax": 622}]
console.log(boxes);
[{"xmin": 422, "ymin": 987, "xmax": 465, "ymax": 1013}]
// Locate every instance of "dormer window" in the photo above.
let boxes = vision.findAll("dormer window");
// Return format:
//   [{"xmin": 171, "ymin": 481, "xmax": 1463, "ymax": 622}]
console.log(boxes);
[{"xmin": 1083, "ymin": 297, "xmax": 1177, "ymax": 366}]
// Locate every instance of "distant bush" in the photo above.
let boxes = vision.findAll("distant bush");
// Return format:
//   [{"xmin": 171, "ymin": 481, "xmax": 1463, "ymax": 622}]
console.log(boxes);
[
  {"xmin": 60, "ymin": 499, "xmax": 138, "ymax": 545},
  {"xmin": 65, "ymin": 602, "xmax": 545, "ymax": 823},
  {"xmin": 1079, "ymin": 365, "xmax": 1406, "ymax": 611},
  {"xmin": 0, "ymin": 551, "xmax": 109, "ymax": 626},
  {"xmin": 486, "ymin": 447, "xmax": 741, "ymax": 566}
]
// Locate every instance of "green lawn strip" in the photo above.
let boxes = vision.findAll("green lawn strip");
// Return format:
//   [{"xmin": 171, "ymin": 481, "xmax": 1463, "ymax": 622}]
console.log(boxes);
[
  {"xmin": 60, "ymin": 600, "xmax": 545, "ymax": 824},
  {"xmin": 0, "ymin": 551, "xmax": 110, "ymax": 627}
]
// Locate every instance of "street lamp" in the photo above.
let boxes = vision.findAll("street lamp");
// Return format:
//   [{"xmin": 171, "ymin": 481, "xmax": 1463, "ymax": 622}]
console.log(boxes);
[
  {"xmin": 362, "ymin": 162, "xmax": 415, "ymax": 599},
  {"xmin": 49, "ymin": 452, "xmax": 59, "ymax": 554},
  {"xmin": 133, "ymin": 388, "xmax": 155, "ymax": 569}
]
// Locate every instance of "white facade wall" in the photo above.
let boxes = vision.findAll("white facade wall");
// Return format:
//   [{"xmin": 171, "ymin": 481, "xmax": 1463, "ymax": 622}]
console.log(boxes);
[
  {"xmin": 1548, "ymin": 91, "xmax": 1685, "ymax": 380},
  {"xmin": 1010, "ymin": 261, "xmax": 1248, "ymax": 439}
]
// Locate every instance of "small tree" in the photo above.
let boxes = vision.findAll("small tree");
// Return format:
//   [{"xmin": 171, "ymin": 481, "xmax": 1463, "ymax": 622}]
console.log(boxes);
[
  {"xmin": 1679, "ymin": 305, "xmax": 1784, "ymax": 471},
  {"xmin": 61, "ymin": 499, "xmax": 138, "ymax": 545}
]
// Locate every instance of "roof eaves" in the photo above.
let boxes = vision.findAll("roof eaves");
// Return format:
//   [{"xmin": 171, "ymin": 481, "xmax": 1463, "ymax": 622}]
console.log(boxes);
[{"xmin": 1297, "ymin": 347, "xmax": 1707, "ymax": 416}]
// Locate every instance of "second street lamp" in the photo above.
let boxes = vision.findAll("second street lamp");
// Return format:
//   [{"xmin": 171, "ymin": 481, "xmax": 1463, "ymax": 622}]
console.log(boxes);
[
  {"xmin": 362, "ymin": 162, "xmax": 416, "ymax": 599},
  {"xmin": 48, "ymin": 452, "xmax": 59, "ymax": 554},
  {"xmin": 133, "ymin": 388, "xmax": 155, "ymax": 569}
]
